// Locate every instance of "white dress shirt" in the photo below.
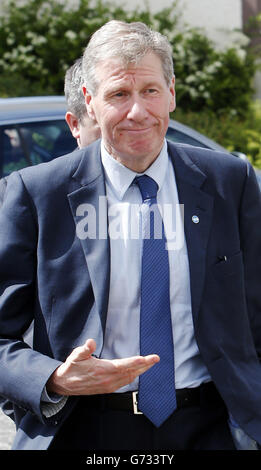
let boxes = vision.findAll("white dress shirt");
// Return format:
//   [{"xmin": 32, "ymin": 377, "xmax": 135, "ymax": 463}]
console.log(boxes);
[{"xmin": 100, "ymin": 139, "xmax": 211, "ymax": 391}]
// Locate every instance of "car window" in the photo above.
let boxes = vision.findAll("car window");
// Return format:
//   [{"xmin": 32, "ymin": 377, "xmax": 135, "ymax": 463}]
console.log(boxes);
[
  {"xmin": 0, "ymin": 120, "xmax": 76, "ymax": 177},
  {"xmin": 166, "ymin": 127, "xmax": 209, "ymax": 148}
]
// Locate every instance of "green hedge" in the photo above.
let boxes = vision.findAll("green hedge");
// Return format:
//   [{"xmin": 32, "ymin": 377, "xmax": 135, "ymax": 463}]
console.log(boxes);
[
  {"xmin": 173, "ymin": 103, "xmax": 261, "ymax": 169},
  {"xmin": 0, "ymin": 0, "xmax": 256, "ymax": 112},
  {"xmin": 0, "ymin": 0, "xmax": 260, "ymax": 168}
]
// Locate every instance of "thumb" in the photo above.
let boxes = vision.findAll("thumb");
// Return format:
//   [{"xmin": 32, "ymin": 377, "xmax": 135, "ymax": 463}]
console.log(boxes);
[{"xmin": 69, "ymin": 338, "xmax": 97, "ymax": 362}]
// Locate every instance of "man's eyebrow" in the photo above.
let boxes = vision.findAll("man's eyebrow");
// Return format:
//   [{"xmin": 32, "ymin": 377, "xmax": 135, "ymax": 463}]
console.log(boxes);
[
  {"xmin": 142, "ymin": 81, "xmax": 162, "ymax": 89},
  {"xmin": 105, "ymin": 81, "xmax": 162, "ymax": 94}
]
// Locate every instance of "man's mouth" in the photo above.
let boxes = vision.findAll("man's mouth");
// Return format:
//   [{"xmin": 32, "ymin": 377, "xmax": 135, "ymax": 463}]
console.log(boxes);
[{"xmin": 120, "ymin": 127, "xmax": 152, "ymax": 134}]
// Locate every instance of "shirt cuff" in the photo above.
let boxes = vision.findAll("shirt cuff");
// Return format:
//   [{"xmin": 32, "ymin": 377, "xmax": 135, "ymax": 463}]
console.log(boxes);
[{"xmin": 41, "ymin": 386, "xmax": 68, "ymax": 418}]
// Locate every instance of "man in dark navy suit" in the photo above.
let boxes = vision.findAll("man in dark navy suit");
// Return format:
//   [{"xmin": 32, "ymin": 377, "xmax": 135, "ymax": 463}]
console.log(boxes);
[{"xmin": 0, "ymin": 21, "xmax": 260, "ymax": 450}]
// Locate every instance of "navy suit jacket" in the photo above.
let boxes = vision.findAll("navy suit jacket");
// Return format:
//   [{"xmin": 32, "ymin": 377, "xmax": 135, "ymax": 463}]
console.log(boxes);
[{"xmin": 0, "ymin": 139, "xmax": 260, "ymax": 450}]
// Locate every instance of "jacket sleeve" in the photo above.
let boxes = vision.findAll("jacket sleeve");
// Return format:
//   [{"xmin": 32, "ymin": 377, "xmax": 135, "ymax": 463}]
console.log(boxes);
[
  {"xmin": 239, "ymin": 162, "xmax": 261, "ymax": 358},
  {"xmin": 0, "ymin": 171, "xmax": 62, "ymax": 423}
]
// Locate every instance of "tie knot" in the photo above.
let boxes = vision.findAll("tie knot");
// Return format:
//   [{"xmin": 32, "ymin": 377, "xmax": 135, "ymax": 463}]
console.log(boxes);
[{"xmin": 135, "ymin": 175, "xmax": 158, "ymax": 202}]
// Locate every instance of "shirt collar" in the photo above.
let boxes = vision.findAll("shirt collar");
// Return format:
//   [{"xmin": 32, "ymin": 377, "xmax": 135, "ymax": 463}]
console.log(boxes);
[{"xmin": 101, "ymin": 139, "xmax": 168, "ymax": 200}]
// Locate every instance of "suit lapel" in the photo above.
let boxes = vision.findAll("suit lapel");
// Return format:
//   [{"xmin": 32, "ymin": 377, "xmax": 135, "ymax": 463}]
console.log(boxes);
[
  {"xmin": 67, "ymin": 141, "xmax": 110, "ymax": 338},
  {"xmin": 168, "ymin": 142, "xmax": 214, "ymax": 320}
]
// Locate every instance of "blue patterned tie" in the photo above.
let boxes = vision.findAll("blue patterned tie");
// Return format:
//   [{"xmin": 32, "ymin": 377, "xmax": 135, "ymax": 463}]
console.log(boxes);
[{"xmin": 135, "ymin": 175, "xmax": 176, "ymax": 427}]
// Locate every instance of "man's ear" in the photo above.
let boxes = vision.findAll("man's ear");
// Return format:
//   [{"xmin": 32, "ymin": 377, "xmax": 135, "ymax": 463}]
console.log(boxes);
[
  {"xmin": 65, "ymin": 112, "xmax": 80, "ymax": 140},
  {"xmin": 82, "ymin": 85, "xmax": 97, "ymax": 121},
  {"xmin": 169, "ymin": 76, "xmax": 176, "ymax": 113}
]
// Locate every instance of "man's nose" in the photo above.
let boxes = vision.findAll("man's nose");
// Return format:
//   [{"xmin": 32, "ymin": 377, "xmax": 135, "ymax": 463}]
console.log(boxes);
[{"xmin": 127, "ymin": 98, "xmax": 149, "ymax": 121}]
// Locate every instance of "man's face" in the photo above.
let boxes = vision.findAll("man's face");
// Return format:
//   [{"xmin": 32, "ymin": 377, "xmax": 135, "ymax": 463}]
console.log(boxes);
[
  {"xmin": 85, "ymin": 52, "xmax": 175, "ymax": 171},
  {"xmin": 65, "ymin": 111, "xmax": 101, "ymax": 149},
  {"xmin": 78, "ymin": 115, "xmax": 101, "ymax": 148}
]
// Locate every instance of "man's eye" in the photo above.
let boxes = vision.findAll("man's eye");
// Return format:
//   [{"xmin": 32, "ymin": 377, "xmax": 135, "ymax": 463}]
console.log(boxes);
[{"xmin": 145, "ymin": 89, "xmax": 157, "ymax": 94}]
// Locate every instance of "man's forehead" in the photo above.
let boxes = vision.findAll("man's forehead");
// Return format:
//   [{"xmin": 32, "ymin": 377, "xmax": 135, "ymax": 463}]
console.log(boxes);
[{"xmin": 95, "ymin": 52, "xmax": 165, "ymax": 85}]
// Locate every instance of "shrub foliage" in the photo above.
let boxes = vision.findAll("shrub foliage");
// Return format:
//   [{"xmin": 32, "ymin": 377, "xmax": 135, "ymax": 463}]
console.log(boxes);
[{"xmin": 0, "ymin": 0, "xmax": 260, "ymax": 168}]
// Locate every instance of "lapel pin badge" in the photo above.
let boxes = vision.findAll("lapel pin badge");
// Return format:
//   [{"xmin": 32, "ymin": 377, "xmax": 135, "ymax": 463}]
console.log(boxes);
[{"xmin": 192, "ymin": 215, "xmax": 199, "ymax": 224}]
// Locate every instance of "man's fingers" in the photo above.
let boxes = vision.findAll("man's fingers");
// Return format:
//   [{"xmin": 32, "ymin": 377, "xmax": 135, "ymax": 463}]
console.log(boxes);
[
  {"xmin": 106, "ymin": 354, "xmax": 160, "ymax": 390},
  {"xmin": 113, "ymin": 354, "xmax": 160, "ymax": 375},
  {"xmin": 132, "ymin": 354, "xmax": 160, "ymax": 376},
  {"xmin": 68, "ymin": 338, "xmax": 97, "ymax": 362},
  {"xmin": 118, "ymin": 353, "xmax": 159, "ymax": 367},
  {"xmin": 48, "ymin": 351, "xmax": 160, "ymax": 396},
  {"xmin": 134, "ymin": 354, "xmax": 160, "ymax": 372}
]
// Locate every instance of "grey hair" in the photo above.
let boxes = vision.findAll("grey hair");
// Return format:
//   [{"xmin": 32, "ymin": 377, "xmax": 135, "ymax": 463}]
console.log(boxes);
[
  {"xmin": 82, "ymin": 20, "xmax": 174, "ymax": 96},
  {"xmin": 64, "ymin": 57, "xmax": 87, "ymax": 122}
]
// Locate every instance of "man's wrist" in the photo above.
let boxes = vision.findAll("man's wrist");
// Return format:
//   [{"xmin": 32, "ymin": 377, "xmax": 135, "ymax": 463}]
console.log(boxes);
[{"xmin": 46, "ymin": 364, "xmax": 69, "ymax": 396}]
